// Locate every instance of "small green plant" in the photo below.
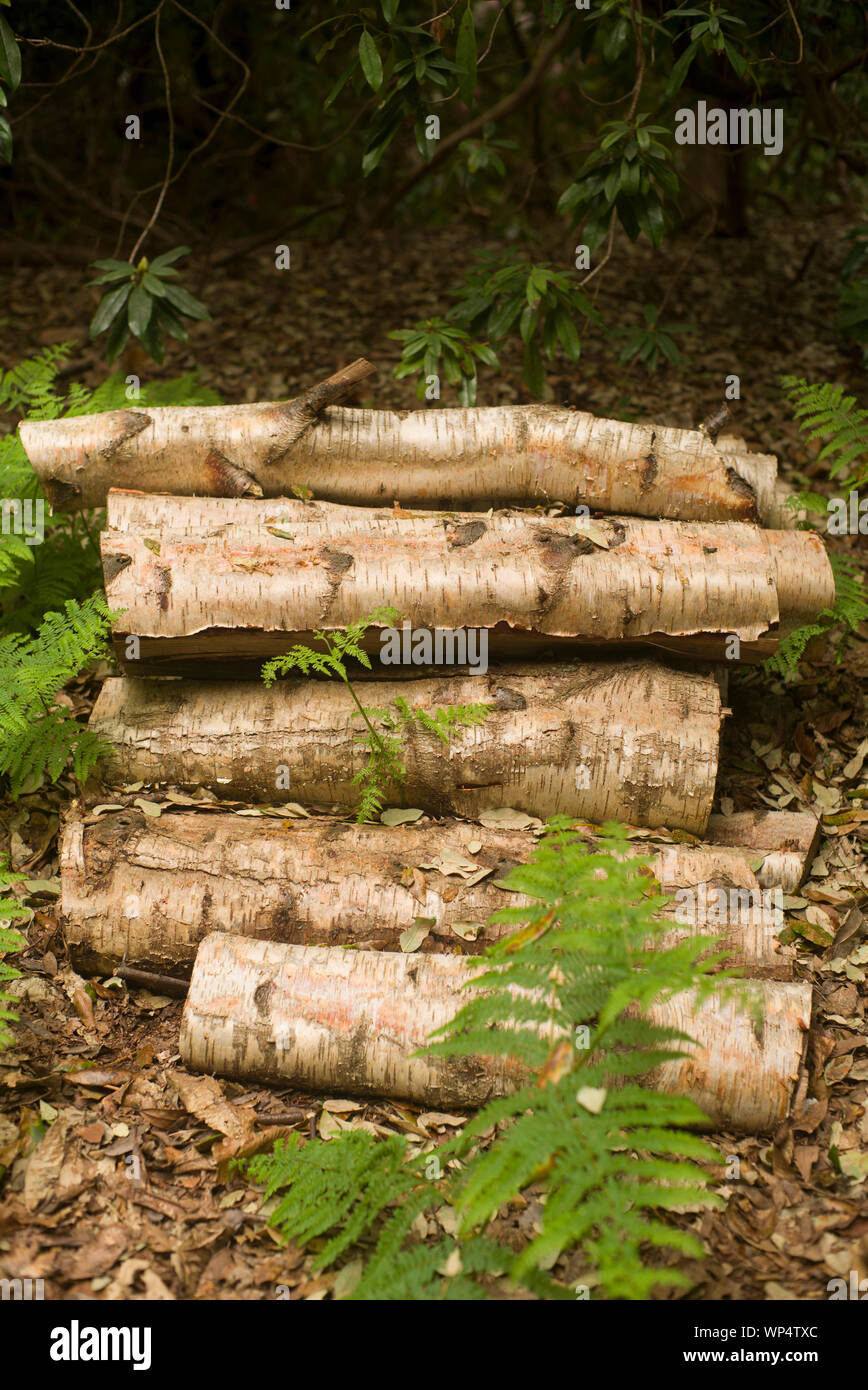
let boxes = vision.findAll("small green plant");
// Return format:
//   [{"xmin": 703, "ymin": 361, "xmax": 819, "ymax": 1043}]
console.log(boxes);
[
  {"xmin": 611, "ymin": 304, "xmax": 692, "ymax": 371},
  {"xmin": 261, "ymin": 609, "xmax": 491, "ymax": 821},
  {"xmin": 557, "ymin": 114, "xmax": 679, "ymax": 253},
  {"xmin": 243, "ymin": 823, "xmax": 729, "ymax": 1299},
  {"xmin": 0, "ymin": 858, "xmax": 30, "ymax": 1050},
  {"xmin": 388, "ymin": 318, "xmax": 497, "ymax": 405},
  {"xmin": 89, "ymin": 246, "xmax": 210, "ymax": 365},
  {"xmin": 448, "ymin": 250, "xmax": 601, "ymax": 398}
]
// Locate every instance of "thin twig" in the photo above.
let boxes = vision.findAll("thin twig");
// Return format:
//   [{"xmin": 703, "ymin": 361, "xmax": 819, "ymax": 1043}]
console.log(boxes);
[{"xmin": 128, "ymin": 3, "xmax": 174, "ymax": 265}]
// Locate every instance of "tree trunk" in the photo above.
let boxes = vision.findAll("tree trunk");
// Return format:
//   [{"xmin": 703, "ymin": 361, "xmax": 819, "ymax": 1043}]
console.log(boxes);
[
  {"xmin": 59, "ymin": 803, "xmax": 795, "ymax": 978},
  {"xmin": 21, "ymin": 400, "xmax": 787, "ymax": 524},
  {"xmin": 87, "ymin": 663, "xmax": 723, "ymax": 832},
  {"xmin": 100, "ymin": 493, "xmax": 834, "ymax": 673},
  {"xmin": 178, "ymin": 932, "xmax": 810, "ymax": 1131}
]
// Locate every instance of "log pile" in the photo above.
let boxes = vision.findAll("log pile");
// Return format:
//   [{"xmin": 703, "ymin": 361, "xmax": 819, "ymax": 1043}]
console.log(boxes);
[{"xmin": 31, "ymin": 364, "xmax": 822, "ymax": 1132}]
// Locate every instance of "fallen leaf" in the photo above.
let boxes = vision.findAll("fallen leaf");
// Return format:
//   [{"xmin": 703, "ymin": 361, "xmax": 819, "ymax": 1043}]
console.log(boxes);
[
  {"xmin": 381, "ymin": 807, "xmax": 425, "ymax": 825},
  {"xmin": 400, "ymin": 917, "xmax": 434, "ymax": 952}
]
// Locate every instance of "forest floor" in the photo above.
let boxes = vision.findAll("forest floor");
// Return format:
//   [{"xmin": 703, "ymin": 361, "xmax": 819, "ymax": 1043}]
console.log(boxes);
[{"xmin": 1, "ymin": 205, "xmax": 867, "ymax": 1301}]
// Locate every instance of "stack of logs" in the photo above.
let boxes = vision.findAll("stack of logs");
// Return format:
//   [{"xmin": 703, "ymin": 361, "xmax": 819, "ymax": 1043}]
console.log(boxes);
[{"xmin": 22, "ymin": 360, "xmax": 832, "ymax": 1132}]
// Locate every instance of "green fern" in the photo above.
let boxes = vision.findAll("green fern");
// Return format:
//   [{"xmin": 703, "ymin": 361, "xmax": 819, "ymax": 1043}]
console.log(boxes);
[
  {"xmin": 244, "ymin": 823, "xmax": 729, "ymax": 1299},
  {"xmin": 781, "ymin": 375, "xmax": 868, "ymax": 489},
  {"xmin": 763, "ymin": 377, "xmax": 868, "ymax": 675},
  {"xmin": 262, "ymin": 611, "xmax": 493, "ymax": 822},
  {"xmin": 765, "ymin": 553, "xmax": 868, "ymax": 676},
  {"xmin": 0, "ymin": 595, "xmax": 118, "ymax": 797},
  {"xmin": 0, "ymin": 858, "xmax": 30, "ymax": 1051}
]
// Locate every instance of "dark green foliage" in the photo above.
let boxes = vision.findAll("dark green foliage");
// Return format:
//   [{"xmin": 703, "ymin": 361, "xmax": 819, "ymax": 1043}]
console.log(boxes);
[
  {"xmin": 88, "ymin": 247, "xmax": 211, "ymax": 366},
  {"xmin": 244, "ymin": 822, "xmax": 728, "ymax": 1300},
  {"xmin": 389, "ymin": 318, "xmax": 497, "ymax": 405},
  {"xmin": 611, "ymin": 304, "xmax": 693, "ymax": 372},
  {"xmin": 449, "ymin": 251, "xmax": 601, "ymax": 398},
  {"xmin": 558, "ymin": 114, "xmax": 679, "ymax": 253},
  {"xmin": 837, "ymin": 230, "xmax": 868, "ymax": 368}
]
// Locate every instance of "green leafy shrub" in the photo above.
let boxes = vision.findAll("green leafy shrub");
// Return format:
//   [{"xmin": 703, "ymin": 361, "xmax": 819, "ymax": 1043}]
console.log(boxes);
[
  {"xmin": 557, "ymin": 115, "xmax": 679, "ymax": 253},
  {"xmin": 611, "ymin": 304, "xmax": 693, "ymax": 371},
  {"xmin": 388, "ymin": 318, "xmax": 497, "ymax": 405},
  {"xmin": 448, "ymin": 250, "xmax": 601, "ymax": 398},
  {"xmin": 89, "ymin": 246, "xmax": 210, "ymax": 365},
  {"xmin": 243, "ymin": 823, "xmax": 728, "ymax": 1300}
]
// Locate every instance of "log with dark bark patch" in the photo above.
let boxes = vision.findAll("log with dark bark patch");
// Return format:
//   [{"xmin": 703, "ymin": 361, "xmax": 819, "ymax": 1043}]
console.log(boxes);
[
  {"xmin": 59, "ymin": 803, "xmax": 796, "ymax": 978},
  {"xmin": 20, "ymin": 398, "xmax": 789, "ymax": 524},
  {"xmin": 87, "ymin": 662, "xmax": 723, "ymax": 832},
  {"xmin": 178, "ymin": 931, "xmax": 811, "ymax": 1131},
  {"xmin": 100, "ymin": 493, "xmax": 834, "ymax": 673}
]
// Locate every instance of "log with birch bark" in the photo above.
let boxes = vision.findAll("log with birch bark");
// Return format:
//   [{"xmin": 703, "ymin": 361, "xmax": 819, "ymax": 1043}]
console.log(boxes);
[
  {"xmin": 100, "ymin": 493, "xmax": 834, "ymax": 672},
  {"xmin": 87, "ymin": 662, "xmax": 723, "ymax": 832},
  {"xmin": 59, "ymin": 803, "xmax": 794, "ymax": 977},
  {"xmin": 20, "ymin": 399, "xmax": 787, "ymax": 523},
  {"xmin": 704, "ymin": 810, "xmax": 820, "ymax": 891},
  {"xmin": 178, "ymin": 932, "xmax": 811, "ymax": 1131}
]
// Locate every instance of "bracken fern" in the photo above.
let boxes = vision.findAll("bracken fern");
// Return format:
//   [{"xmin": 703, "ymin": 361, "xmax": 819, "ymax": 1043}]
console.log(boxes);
[{"xmin": 244, "ymin": 822, "xmax": 729, "ymax": 1299}]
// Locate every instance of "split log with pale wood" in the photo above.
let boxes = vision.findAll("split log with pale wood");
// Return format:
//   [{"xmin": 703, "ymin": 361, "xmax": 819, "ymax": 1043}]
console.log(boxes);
[
  {"xmin": 178, "ymin": 932, "xmax": 811, "ymax": 1131},
  {"xmin": 60, "ymin": 802, "xmax": 803, "ymax": 978},
  {"xmin": 87, "ymin": 662, "xmax": 723, "ymax": 832},
  {"xmin": 100, "ymin": 492, "xmax": 834, "ymax": 673},
  {"xmin": 21, "ymin": 378, "xmax": 792, "ymax": 525}
]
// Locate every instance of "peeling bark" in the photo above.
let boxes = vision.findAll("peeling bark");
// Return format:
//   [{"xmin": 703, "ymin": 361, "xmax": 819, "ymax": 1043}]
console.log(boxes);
[
  {"xmin": 178, "ymin": 932, "xmax": 810, "ymax": 1130},
  {"xmin": 100, "ymin": 493, "xmax": 834, "ymax": 673},
  {"xmin": 21, "ymin": 399, "xmax": 787, "ymax": 523},
  {"xmin": 87, "ymin": 662, "xmax": 723, "ymax": 832}
]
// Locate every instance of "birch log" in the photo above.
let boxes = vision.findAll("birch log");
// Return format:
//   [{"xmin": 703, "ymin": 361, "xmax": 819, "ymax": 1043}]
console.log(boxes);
[
  {"xmin": 59, "ymin": 804, "xmax": 793, "ymax": 977},
  {"xmin": 101, "ymin": 493, "xmax": 834, "ymax": 672},
  {"xmin": 179, "ymin": 932, "xmax": 811, "ymax": 1130},
  {"xmin": 87, "ymin": 662, "xmax": 723, "ymax": 831},
  {"xmin": 21, "ymin": 401, "xmax": 786, "ymax": 524},
  {"xmin": 705, "ymin": 810, "xmax": 821, "ymax": 891}
]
